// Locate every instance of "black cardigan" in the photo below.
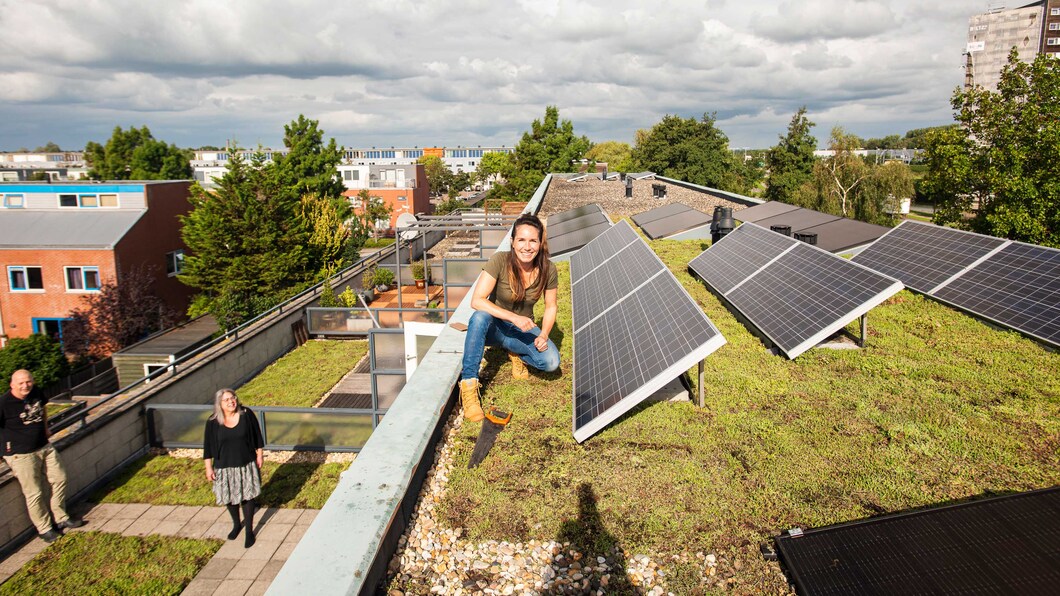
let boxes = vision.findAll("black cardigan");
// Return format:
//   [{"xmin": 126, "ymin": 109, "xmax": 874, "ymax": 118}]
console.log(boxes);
[{"xmin": 203, "ymin": 407, "xmax": 264, "ymax": 469}]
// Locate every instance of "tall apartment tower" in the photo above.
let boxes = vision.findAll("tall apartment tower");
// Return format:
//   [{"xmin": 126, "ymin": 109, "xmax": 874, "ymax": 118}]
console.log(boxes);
[{"xmin": 965, "ymin": 1, "xmax": 1060, "ymax": 90}]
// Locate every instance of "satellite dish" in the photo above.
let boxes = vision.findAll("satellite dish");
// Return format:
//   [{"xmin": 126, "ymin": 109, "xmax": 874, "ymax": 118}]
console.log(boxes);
[{"xmin": 396, "ymin": 213, "xmax": 419, "ymax": 241}]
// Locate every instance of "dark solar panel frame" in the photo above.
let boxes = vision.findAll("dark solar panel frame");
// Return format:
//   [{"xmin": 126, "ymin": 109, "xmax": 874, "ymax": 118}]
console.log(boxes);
[
  {"xmin": 549, "ymin": 221, "xmax": 613, "ymax": 257},
  {"xmin": 571, "ymin": 221, "xmax": 725, "ymax": 443},
  {"xmin": 734, "ymin": 201, "xmax": 800, "ymax": 223},
  {"xmin": 689, "ymin": 223, "xmax": 902, "ymax": 359},
  {"xmin": 775, "ymin": 486, "xmax": 1060, "ymax": 596},
  {"xmin": 569, "ymin": 220, "xmax": 639, "ymax": 283},
  {"xmin": 796, "ymin": 218, "xmax": 891, "ymax": 254},
  {"xmin": 688, "ymin": 222, "xmax": 794, "ymax": 295},
  {"xmin": 631, "ymin": 202, "xmax": 690, "ymax": 225},
  {"xmin": 547, "ymin": 203, "xmax": 603, "ymax": 226},
  {"xmin": 640, "ymin": 211, "xmax": 712, "ymax": 240},
  {"xmin": 546, "ymin": 211, "xmax": 609, "ymax": 238},
  {"xmin": 752, "ymin": 209, "xmax": 842, "ymax": 233},
  {"xmin": 851, "ymin": 221, "xmax": 1006, "ymax": 293},
  {"xmin": 852, "ymin": 221, "xmax": 1060, "ymax": 348}
]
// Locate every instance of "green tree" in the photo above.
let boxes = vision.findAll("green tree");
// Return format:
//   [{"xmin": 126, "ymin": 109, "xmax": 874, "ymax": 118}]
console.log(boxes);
[
  {"xmin": 765, "ymin": 107, "xmax": 817, "ymax": 204},
  {"xmin": 585, "ymin": 141, "xmax": 633, "ymax": 172},
  {"xmin": 0, "ymin": 335, "xmax": 69, "ymax": 388},
  {"xmin": 926, "ymin": 50, "xmax": 1060, "ymax": 245},
  {"xmin": 34, "ymin": 141, "xmax": 62, "ymax": 153},
  {"xmin": 302, "ymin": 193, "xmax": 351, "ymax": 277},
  {"xmin": 271, "ymin": 115, "xmax": 345, "ymax": 201},
  {"xmin": 631, "ymin": 113, "xmax": 749, "ymax": 192},
  {"xmin": 418, "ymin": 155, "xmax": 452, "ymax": 197},
  {"xmin": 352, "ymin": 189, "xmax": 393, "ymax": 240},
  {"xmin": 812, "ymin": 127, "xmax": 870, "ymax": 218},
  {"xmin": 490, "ymin": 106, "xmax": 591, "ymax": 200},
  {"xmin": 476, "ymin": 151, "xmax": 513, "ymax": 187},
  {"xmin": 84, "ymin": 126, "xmax": 192, "ymax": 180},
  {"xmin": 62, "ymin": 266, "xmax": 181, "ymax": 360},
  {"xmin": 180, "ymin": 152, "xmax": 312, "ymax": 329},
  {"xmin": 858, "ymin": 161, "xmax": 915, "ymax": 224}
]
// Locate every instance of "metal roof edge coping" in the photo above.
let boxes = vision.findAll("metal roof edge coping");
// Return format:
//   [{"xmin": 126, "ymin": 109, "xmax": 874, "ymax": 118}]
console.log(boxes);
[
  {"xmin": 268, "ymin": 174, "xmax": 552, "ymax": 595},
  {"xmin": 653, "ymin": 176, "xmax": 762, "ymax": 207}
]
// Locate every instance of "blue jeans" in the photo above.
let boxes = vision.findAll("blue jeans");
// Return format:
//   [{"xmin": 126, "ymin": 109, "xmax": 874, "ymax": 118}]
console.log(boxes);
[{"xmin": 461, "ymin": 310, "xmax": 560, "ymax": 380}]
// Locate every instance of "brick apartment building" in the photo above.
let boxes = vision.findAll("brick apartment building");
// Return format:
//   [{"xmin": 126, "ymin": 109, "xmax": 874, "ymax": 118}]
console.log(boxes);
[
  {"xmin": 342, "ymin": 164, "xmax": 432, "ymax": 230},
  {"xmin": 0, "ymin": 181, "xmax": 194, "ymax": 347}
]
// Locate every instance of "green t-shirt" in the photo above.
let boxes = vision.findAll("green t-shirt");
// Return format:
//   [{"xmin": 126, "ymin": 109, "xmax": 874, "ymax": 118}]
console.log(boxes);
[{"xmin": 482, "ymin": 251, "xmax": 558, "ymax": 318}]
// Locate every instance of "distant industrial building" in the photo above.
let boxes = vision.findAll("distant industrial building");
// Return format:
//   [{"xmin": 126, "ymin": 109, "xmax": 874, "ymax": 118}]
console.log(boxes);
[
  {"xmin": 0, "ymin": 181, "xmax": 193, "ymax": 347},
  {"xmin": 965, "ymin": 1, "xmax": 1060, "ymax": 91},
  {"xmin": 0, "ymin": 151, "xmax": 88, "ymax": 181}
]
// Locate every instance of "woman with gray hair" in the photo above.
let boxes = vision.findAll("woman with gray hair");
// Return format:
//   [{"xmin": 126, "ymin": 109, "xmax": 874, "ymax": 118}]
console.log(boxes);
[{"xmin": 203, "ymin": 388, "xmax": 264, "ymax": 547}]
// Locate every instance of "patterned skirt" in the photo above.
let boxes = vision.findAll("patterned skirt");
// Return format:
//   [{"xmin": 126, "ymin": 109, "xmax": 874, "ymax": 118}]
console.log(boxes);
[{"xmin": 212, "ymin": 461, "xmax": 262, "ymax": 505}]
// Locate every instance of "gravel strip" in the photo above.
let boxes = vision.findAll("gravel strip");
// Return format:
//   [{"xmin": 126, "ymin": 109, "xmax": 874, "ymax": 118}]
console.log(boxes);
[
  {"xmin": 383, "ymin": 408, "xmax": 727, "ymax": 595},
  {"xmin": 539, "ymin": 177, "xmax": 748, "ymax": 221}
]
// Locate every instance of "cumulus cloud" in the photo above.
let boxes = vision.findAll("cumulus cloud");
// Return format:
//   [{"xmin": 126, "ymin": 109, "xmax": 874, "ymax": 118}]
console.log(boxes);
[{"xmin": 0, "ymin": 0, "xmax": 968, "ymax": 150}]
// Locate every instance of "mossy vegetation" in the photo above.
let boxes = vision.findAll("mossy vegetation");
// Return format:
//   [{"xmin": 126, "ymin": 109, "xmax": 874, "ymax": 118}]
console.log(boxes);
[
  {"xmin": 439, "ymin": 236, "xmax": 1060, "ymax": 590},
  {"xmin": 0, "ymin": 532, "xmax": 219, "ymax": 596},
  {"xmin": 237, "ymin": 339, "xmax": 367, "ymax": 408},
  {"xmin": 90, "ymin": 454, "xmax": 347, "ymax": 509}
]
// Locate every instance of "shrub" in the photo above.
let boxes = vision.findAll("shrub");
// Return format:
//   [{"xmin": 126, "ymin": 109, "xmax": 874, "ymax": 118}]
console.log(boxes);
[
  {"xmin": 410, "ymin": 261, "xmax": 425, "ymax": 280},
  {"xmin": 319, "ymin": 278, "xmax": 340, "ymax": 307},
  {"xmin": 373, "ymin": 268, "xmax": 395, "ymax": 288},
  {"xmin": 0, "ymin": 335, "xmax": 70, "ymax": 388},
  {"xmin": 338, "ymin": 286, "xmax": 358, "ymax": 307},
  {"xmin": 362, "ymin": 268, "xmax": 376, "ymax": 290}
]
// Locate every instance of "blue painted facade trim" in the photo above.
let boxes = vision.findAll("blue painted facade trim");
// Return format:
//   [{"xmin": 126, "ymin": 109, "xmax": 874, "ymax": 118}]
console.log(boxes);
[{"xmin": 0, "ymin": 184, "xmax": 145, "ymax": 194}]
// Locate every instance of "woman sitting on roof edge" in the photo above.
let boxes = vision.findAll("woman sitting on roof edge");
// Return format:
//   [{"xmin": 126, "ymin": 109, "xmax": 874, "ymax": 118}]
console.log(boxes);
[{"xmin": 460, "ymin": 213, "xmax": 560, "ymax": 421}]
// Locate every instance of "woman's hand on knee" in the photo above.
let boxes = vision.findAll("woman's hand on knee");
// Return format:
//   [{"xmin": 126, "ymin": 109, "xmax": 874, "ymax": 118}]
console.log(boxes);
[
  {"xmin": 534, "ymin": 334, "xmax": 549, "ymax": 352},
  {"xmin": 513, "ymin": 315, "xmax": 535, "ymax": 332}
]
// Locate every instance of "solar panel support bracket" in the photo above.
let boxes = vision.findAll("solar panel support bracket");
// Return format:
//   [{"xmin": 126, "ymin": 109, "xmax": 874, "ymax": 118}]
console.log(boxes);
[
  {"xmin": 859, "ymin": 314, "xmax": 867, "ymax": 348},
  {"xmin": 697, "ymin": 360, "xmax": 705, "ymax": 408}
]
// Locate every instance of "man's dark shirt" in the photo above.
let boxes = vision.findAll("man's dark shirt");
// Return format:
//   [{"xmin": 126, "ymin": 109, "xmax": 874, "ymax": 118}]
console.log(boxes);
[{"xmin": 0, "ymin": 387, "xmax": 48, "ymax": 456}]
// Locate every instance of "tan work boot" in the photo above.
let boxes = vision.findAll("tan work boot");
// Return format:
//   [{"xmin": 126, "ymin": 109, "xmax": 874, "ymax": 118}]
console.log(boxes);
[
  {"xmin": 459, "ymin": 378, "xmax": 485, "ymax": 422},
  {"xmin": 508, "ymin": 352, "xmax": 529, "ymax": 380}
]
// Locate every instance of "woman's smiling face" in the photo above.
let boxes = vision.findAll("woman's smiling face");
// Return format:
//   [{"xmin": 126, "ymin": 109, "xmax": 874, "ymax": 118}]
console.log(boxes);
[{"xmin": 512, "ymin": 224, "xmax": 541, "ymax": 265}]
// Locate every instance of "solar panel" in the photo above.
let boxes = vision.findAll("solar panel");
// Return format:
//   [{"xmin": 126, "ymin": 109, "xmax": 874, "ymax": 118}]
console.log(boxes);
[
  {"xmin": 688, "ymin": 223, "xmax": 793, "ymax": 294},
  {"xmin": 632, "ymin": 203, "xmax": 712, "ymax": 240},
  {"xmin": 753, "ymin": 209, "xmax": 841, "ymax": 232},
  {"xmin": 546, "ymin": 211, "xmax": 608, "ymax": 238},
  {"xmin": 775, "ymin": 486, "xmax": 1060, "ymax": 596},
  {"xmin": 545, "ymin": 204, "xmax": 612, "ymax": 258},
  {"xmin": 852, "ymin": 221, "xmax": 1060, "ymax": 348},
  {"xmin": 852, "ymin": 221, "xmax": 1006, "ymax": 293},
  {"xmin": 569, "ymin": 220, "xmax": 639, "ymax": 282},
  {"xmin": 734, "ymin": 201, "xmax": 800, "ymax": 223},
  {"xmin": 795, "ymin": 218, "xmax": 891, "ymax": 254},
  {"xmin": 689, "ymin": 223, "xmax": 903, "ymax": 359},
  {"xmin": 571, "ymin": 221, "xmax": 725, "ymax": 443},
  {"xmin": 631, "ymin": 203, "xmax": 688, "ymax": 225},
  {"xmin": 547, "ymin": 203, "xmax": 602, "ymax": 226}
]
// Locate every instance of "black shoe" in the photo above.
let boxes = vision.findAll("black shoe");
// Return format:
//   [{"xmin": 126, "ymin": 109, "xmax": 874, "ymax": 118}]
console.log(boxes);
[
  {"xmin": 59, "ymin": 518, "xmax": 86, "ymax": 530},
  {"xmin": 40, "ymin": 529, "xmax": 63, "ymax": 543}
]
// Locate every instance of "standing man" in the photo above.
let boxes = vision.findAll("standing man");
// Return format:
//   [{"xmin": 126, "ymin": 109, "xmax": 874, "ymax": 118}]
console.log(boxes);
[{"xmin": 0, "ymin": 369, "xmax": 85, "ymax": 543}]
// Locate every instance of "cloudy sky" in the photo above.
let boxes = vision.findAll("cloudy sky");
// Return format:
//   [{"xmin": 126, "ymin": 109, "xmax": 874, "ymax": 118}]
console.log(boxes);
[{"xmin": 0, "ymin": 0, "xmax": 982, "ymax": 151}]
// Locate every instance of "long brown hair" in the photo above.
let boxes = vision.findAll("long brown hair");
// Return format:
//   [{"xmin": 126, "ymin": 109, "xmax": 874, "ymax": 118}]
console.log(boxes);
[{"xmin": 507, "ymin": 214, "xmax": 550, "ymax": 305}]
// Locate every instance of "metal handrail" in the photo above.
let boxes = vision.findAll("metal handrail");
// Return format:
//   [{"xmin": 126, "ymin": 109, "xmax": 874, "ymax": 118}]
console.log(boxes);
[{"xmin": 52, "ymin": 244, "xmax": 401, "ymax": 434}]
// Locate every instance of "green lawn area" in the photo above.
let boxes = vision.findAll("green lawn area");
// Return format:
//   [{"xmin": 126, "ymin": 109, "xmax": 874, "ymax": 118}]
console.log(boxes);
[
  {"xmin": 238, "ymin": 339, "xmax": 367, "ymax": 407},
  {"xmin": 90, "ymin": 454, "xmax": 347, "ymax": 509},
  {"xmin": 0, "ymin": 532, "xmax": 219, "ymax": 596},
  {"xmin": 438, "ymin": 236, "xmax": 1060, "ymax": 592}
]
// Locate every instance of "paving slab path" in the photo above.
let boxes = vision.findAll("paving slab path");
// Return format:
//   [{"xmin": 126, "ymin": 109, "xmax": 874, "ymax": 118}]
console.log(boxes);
[{"xmin": 0, "ymin": 501, "xmax": 314, "ymax": 596}]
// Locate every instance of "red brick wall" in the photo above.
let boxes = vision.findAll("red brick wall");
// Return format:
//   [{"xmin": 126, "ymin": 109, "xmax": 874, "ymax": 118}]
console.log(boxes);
[
  {"xmin": 0, "ymin": 248, "xmax": 117, "ymax": 340},
  {"xmin": 114, "ymin": 181, "xmax": 194, "ymax": 317}
]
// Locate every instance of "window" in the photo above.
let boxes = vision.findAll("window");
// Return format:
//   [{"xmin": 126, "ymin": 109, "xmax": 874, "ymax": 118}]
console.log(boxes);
[
  {"xmin": 100, "ymin": 194, "xmax": 118, "ymax": 207},
  {"xmin": 1049, "ymin": 37, "xmax": 1060, "ymax": 46},
  {"xmin": 405, "ymin": 150, "xmax": 423, "ymax": 158},
  {"xmin": 397, "ymin": 195, "xmax": 407, "ymax": 202},
  {"xmin": 33, "ymin": 318, "xmax": 69, "ymax": 342},
  {"xmin": 1053, "ymin": 8, "xmax": 1060, "ymax": 16},
  {"xmin": 166, "ymin": 250, "xmax": 185, "ymax": 276},
  {"xmin": 79, "ymin": 194, "xmax": 98, "ymax": 207},
  {"xmin": 65, "ymin": 266, "xmax": 100, "ymax": 291},
  {"xmin": 59, "ymin": 194, "xmax": 77, "ymax": 207},
  {"xmin": 1050, "ymin": 23, "xmax": 1060, "ymax": 31},
  {"xmin": 9, "ymin": 266, "xmax": 43, "ymax": 291},
  {"xmin": 343, "ymin": 170, "xmax": 360, "ymax": 181},
  {"xmin": 3, "ymin": 194, "xmax": 24, "ymax": 208}
]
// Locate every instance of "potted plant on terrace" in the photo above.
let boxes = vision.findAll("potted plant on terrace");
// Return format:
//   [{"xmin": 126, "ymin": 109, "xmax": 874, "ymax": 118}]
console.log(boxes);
[
  {"xmin": 411, "ymin": 261, "xmax": 428, "ymax": 289},
  {"xmin": 373, "ymin": 267, "xmax": 395, "ymax": 293},
  {"xmin": 360, "ymin": 268, "xmax": 376, "ymax": 303}
]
